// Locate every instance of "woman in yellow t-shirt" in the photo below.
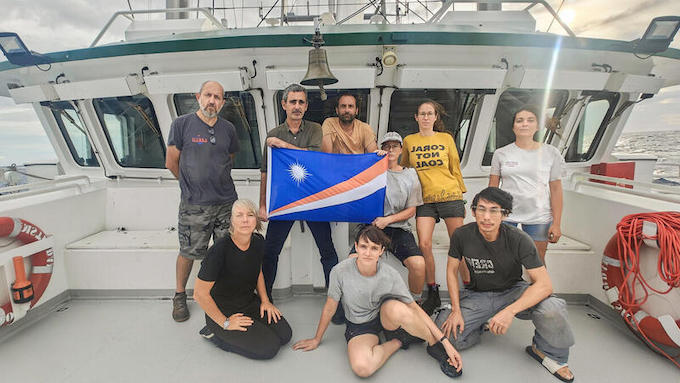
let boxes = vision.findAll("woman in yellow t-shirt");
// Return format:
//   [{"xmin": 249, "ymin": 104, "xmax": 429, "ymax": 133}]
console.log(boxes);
[{"xmin": 401, "ymin": 100, "xmax": 467, "ymax": 315}]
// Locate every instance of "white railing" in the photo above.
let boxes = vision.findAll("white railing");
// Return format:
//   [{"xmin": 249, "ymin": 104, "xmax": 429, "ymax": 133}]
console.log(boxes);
[
  {"xmin": 0, "ymin": 235, "xmax": 55, "ymax": 325},
  {"xmin": 655, "ymin": 161, "xmax": 680, "ymax": 180},
  {"xmin": 0, "ymin": 175, "xmax": 91, "ymax": 202},
  {"xmin": 569, "ymin": 172, "xmax": 680, "ymax": 204},
  {"xmin": 90, "ymin": 0, "xmax": 575, "ymax": 47},
  {"xmin": 90, "ymin": 7, "xmax": 225, "ymax": 47},
  {"xmin": 0, "ymin": 236, "xmax": 54, "ymax": 268}
]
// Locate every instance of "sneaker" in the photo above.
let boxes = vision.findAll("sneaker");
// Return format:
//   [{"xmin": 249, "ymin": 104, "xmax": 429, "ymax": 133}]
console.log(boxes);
[
  {"xmin": 172, "ymin": 292, "xmax": 190, "ymax": 322},
  {"xmin": 199, "ymin": 326, "xmax": 214, "ymax": 339},
  {"xmin": 331, "ymin": 300, "xmax": 346, "ymax": 325},
  {"xmin": 421, "ymin": 284, "xmax": 441, "ymax": 316},
  {"xmin": 427, "ymin": 342, "xmax": 463, "ymax": 378},
  {"xmin": 384, "ymin": 327, "xmax": 425, "ymax": 350}
]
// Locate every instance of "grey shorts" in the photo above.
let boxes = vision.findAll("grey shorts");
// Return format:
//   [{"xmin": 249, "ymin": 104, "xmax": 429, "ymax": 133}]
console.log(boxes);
[
  {"xmin": 178, "ymin": 200, "xmax": 233, "ymax": 260},
  {"xmin": 416, "ymin": 200, "xmax": 466, "ymax": 222}
]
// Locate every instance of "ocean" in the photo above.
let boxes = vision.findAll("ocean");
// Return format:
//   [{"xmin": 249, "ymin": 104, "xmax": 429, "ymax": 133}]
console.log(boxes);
[{"xmin": 613, "ymin": 130, "xmax": 680, "ymax": 184}]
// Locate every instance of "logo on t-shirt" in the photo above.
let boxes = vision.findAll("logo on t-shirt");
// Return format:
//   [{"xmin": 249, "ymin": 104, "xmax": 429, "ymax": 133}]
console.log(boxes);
[
  {"xmin": 192, "ymin": 135, "xmax": 209, "ymax": 145},
  {"xmin": 503, "ymin": 160, "xmax": 519, "ymax": 167},
  {"xmin": 465, "ymin": 257, "xmax": 495, "ymax": 274},
  {"xmin": 410, "ymin": 144, "xmax": 445, "ymax": 168}
]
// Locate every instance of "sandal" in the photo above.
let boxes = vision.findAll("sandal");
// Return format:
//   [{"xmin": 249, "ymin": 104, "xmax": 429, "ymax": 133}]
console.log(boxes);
[{"xmin": 525, "ymin": 345, "xmax": 574, "ymax": 382}]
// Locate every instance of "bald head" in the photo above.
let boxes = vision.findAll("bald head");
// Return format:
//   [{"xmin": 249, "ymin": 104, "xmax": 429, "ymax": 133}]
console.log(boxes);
[{"xmin": 198, "ymin": 80, "xmax": 224, "ymax": 96}]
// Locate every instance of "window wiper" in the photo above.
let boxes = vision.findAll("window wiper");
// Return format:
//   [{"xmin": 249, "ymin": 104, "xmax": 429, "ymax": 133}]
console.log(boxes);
[
  {"xmin": 48, "ymin": 106, "xmax": 88, "ymax": 135},
  {"xmin": 124, "ymin": 101, "xmax": 161, "ymax": 137}
]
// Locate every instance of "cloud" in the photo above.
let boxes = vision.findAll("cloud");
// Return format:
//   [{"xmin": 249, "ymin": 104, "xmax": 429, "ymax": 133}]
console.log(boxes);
[
  {"xmin": 661, "ymin": 114, "xmax": 680, "ymax": 126},
  {"xmin": 1, "ymin": 0, "xmax": 679, "ymax": 159},
  {"xmin": 571, "ymin": 0, "xmax": 667, "ymax": 35}
]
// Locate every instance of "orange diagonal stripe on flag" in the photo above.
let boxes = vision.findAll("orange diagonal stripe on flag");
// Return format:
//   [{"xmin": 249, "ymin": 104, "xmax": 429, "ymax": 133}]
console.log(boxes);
[{"xmin": 270, "ymin": 156, "xmax": 387, "ymax": 216}]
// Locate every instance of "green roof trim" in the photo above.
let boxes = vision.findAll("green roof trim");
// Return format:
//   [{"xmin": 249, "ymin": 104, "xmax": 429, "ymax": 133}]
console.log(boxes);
[{"xmin": 1, "ymin": 30, "xmax": 678, "ymax": 72}]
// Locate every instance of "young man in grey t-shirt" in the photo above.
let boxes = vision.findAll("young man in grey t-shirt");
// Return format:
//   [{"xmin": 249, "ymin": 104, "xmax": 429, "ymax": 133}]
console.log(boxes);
[
  {"xmin": 436, "ymin": 187, "xmax": 574, "ymax": 382},
  {"xmin": 293, "ymin": 226, "xmax": 462, "ymax": 379}
]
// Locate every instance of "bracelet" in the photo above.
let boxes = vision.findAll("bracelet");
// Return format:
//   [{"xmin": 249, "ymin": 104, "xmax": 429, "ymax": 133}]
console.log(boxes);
[{"xmin": 439, "ymin": 335, "xmax": 447, "ymax": 343}]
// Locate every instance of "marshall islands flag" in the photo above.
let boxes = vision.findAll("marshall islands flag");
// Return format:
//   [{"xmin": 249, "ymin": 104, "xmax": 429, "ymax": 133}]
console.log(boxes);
[{"xmin": 266, "ymin": 147, "xmax": 387, "ymax": 223}]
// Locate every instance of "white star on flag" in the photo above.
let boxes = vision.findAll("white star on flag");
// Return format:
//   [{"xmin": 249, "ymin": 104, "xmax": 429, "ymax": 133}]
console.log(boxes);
[{"xmin": 288, "ymin": 161, "xmax": 310, "ymax": 185}]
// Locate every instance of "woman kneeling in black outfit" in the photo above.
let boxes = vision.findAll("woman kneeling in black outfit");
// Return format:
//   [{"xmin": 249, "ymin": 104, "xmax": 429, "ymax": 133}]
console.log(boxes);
[{"xmin": 194, "ymin": 199, "xmax": 292, "ymax": 359}]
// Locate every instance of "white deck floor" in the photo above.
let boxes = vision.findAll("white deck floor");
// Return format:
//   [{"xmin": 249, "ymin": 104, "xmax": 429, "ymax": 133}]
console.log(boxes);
[{"xmin": 0, "ymin": 297, "xmax": 678, "ymax": 382}]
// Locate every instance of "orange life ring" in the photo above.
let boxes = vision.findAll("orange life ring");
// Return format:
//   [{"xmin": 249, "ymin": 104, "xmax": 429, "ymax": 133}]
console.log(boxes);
[
  {"xmin": 602, "ymin": 234, "xmax": 680, "ymax": 348},
  {"xmin": 0, "ymin": 217, "xmax": 54, "ymax": 327}
]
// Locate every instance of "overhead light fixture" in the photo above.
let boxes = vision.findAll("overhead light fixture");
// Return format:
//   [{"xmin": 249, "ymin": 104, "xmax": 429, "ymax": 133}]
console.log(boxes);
[
  {"xmin": 300, "ymin": 18, "xmax": 338, "ymax": 101},
  {"xmin": 636, "ymin": 16, "xmax": 680, "ymax": 55},
  {"xmin": 0, "ymin": 32, "xmax": 50, "ymax": 67},
  {"xmin": 382, "ymin": 46, "xmax": 398, "ymax": 67}
]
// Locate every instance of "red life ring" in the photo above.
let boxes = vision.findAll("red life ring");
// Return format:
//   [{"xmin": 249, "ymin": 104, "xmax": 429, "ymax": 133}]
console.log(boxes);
[
  {"xmin": 0, "ymin": 217, "xmax": 54, "ymax": 327},
  {"xmin": 602, "ymin": 234, "xmax": 680, "ymax": 349}
]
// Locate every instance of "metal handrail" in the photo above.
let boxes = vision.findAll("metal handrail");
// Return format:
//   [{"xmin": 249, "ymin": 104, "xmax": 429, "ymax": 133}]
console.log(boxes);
[
  {"xmin": 90, "ymin": 7, "xmax": 225, "ymax": 48},
  {"xmin": 655, "ymin": 162, "xmax": 680, "ymax": 178},
  {"xmin": 427, "ymin": 0, "xmax": 576, "ymax": 37},
  {"xmin": 570, "ymin": 172, "xmax": 680, "ymax": 203},
  {"xmin": 0, "ymin": 175, "xmax": 91, "ymax": 200},
  {"xmin": 0, "ymin": 236, "xmax": 54, "ymax": 267}
]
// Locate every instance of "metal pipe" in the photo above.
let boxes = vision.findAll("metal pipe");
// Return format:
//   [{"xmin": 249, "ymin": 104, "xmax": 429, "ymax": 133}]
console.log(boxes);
[
  {"xmin": 426, "ymin": 0, "xmax": 576, "ymax": 36},
  {"xmin": 166, "ymin": 0, "xmax": 189, "ymax": 19},
  {"xmin": 90, "ymin": 8, "xmax": 225, "ymax": 47},
  {"xmin": 0, "ymin": 175, "xmax": 90, "ymax": 195},
  {"xmin": 337, "ymin": 0, "xmax": 378, "ymax": 25}
]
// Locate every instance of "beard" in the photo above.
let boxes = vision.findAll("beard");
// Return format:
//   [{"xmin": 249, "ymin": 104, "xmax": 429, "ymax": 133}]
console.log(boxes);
[
  {"xmin": 339, "ymin": 113, "xmax": 355, "ymax": 124},
  {"xmin": 199, "ymin": 104, "xmax": 220, "ymax": 119}
]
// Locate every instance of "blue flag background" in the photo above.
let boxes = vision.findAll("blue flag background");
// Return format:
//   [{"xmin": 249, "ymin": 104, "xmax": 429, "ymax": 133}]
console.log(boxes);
[{"xmin": 266, "ymin": 148, "xmax": 387, "ymax": 223}]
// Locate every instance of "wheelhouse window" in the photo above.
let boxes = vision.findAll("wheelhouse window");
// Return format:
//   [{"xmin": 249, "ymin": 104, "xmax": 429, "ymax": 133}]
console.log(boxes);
[
  {"xmin": 44, "ymin": 101, "xmax": 99, "ymax": 167},
  {"xmin": 565, "ymin": 92, "xmax": 619, "ymax": 162},
  {"xmin": 93, "ymin": 95, "xmax": 166, "ymax": 168},
  {"xmin": 275, "ymin": 89, "xmax": 370, "ymax": 126},
  {"xmin": 483, "ymin": 89, "xmax": 569, "ymax": 166},
  {"xmin": 175, "ymin": 91, "xmax": 262, "ymax": 169},
  {"xmin": 387, "ymin": 89, "xmax": 487, "ymax": 157}
]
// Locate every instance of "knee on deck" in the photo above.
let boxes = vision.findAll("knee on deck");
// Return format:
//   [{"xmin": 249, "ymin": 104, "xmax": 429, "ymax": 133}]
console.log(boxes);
[{"xmin": 351, "ymin": 359, "xmax": 378, "ymax": 378}]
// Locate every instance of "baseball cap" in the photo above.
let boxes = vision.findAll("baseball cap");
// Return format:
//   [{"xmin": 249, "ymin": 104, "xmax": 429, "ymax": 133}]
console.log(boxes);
[{"xmin": 379, "ymin": 132, "xmax": 403, "ymax": 147}]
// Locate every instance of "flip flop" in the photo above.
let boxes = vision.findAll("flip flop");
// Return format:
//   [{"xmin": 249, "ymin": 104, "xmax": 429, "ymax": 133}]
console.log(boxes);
[{"xmin": 525, "ymin": 345, "xmax": 574, "ymax": 382}]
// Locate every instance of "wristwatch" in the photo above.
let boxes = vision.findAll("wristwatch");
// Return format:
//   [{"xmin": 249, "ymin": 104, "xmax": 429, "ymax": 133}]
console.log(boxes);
[{"xmin": 223, "ymin": 318, "xmax": 230, "ymax": 329}]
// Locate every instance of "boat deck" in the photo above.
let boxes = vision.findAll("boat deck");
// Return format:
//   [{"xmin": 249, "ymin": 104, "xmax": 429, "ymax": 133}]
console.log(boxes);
[{"xmin": 1, "ymin": 296, "xmax": 677, "ymax": 382}]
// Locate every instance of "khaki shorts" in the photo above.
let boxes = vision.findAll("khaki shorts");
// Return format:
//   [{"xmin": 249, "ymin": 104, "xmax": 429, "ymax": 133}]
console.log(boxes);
[{"xmin": 178, "ymin": 200, "xmax": 233, "ymax": 260}]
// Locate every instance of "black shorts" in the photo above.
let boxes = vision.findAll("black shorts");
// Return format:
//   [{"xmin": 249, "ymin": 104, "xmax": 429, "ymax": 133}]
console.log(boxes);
[
  {"xmin": 345, "ymin": 316, "xmax": 383, "ymax": 343},
  {"xmin": 382, "ymin": 227, "xmax": 423, "ymax": 264},
  {"xmin": 416, "ymin": 200, "xmax": 465, "ymax": 222}
]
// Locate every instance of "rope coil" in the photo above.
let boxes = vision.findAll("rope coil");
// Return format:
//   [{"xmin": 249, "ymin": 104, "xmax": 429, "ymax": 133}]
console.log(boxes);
[{"xmin": 615, "ymin": 212, "xmax": 680, "ymax": 368}]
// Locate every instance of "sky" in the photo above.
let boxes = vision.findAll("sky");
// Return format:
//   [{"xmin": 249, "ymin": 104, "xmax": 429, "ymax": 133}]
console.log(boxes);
[{"xmin": 0, "ymin": 0, "xmax": 679, "ymax": 166}]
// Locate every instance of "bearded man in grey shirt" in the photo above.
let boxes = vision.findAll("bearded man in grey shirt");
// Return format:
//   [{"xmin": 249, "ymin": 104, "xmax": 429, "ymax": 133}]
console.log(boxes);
[{"xmin": 166, "ymin": 80, "xmax": 240, "ymax": 322}]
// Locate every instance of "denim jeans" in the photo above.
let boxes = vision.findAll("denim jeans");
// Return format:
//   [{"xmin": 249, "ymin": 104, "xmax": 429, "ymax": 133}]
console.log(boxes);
[
  {"xmin": 435, "ymin": 281, "xmax": 574, "ymax": 364},
  {"xmin": 503, "ymin": 221, "xmax": 552, "ymax": 242},
  {"xmin": 262, "ymin": 220, "xmax": 338, "ymax": 299}
]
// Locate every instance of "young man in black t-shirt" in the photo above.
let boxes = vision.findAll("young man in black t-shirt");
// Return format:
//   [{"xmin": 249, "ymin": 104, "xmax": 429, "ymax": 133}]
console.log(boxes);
[{"xmin": 435, "ymin": 187, "xmax": 575, "ymax": 382}]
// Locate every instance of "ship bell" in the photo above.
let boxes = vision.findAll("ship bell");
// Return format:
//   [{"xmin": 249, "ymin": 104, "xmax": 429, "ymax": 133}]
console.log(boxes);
[
  {"xmin": 301, "ymin": 18, "xmax": 337, "ymax": 100},
  {"xmin": 301, "ymin": 47, "xmax": 338, "ymax": 88}
]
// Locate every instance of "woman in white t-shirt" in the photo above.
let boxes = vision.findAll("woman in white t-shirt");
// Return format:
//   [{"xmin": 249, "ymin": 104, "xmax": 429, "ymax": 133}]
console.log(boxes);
[{"xmin": 489, "ymin": 105, "xmax": 565, "ymax": 265}]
